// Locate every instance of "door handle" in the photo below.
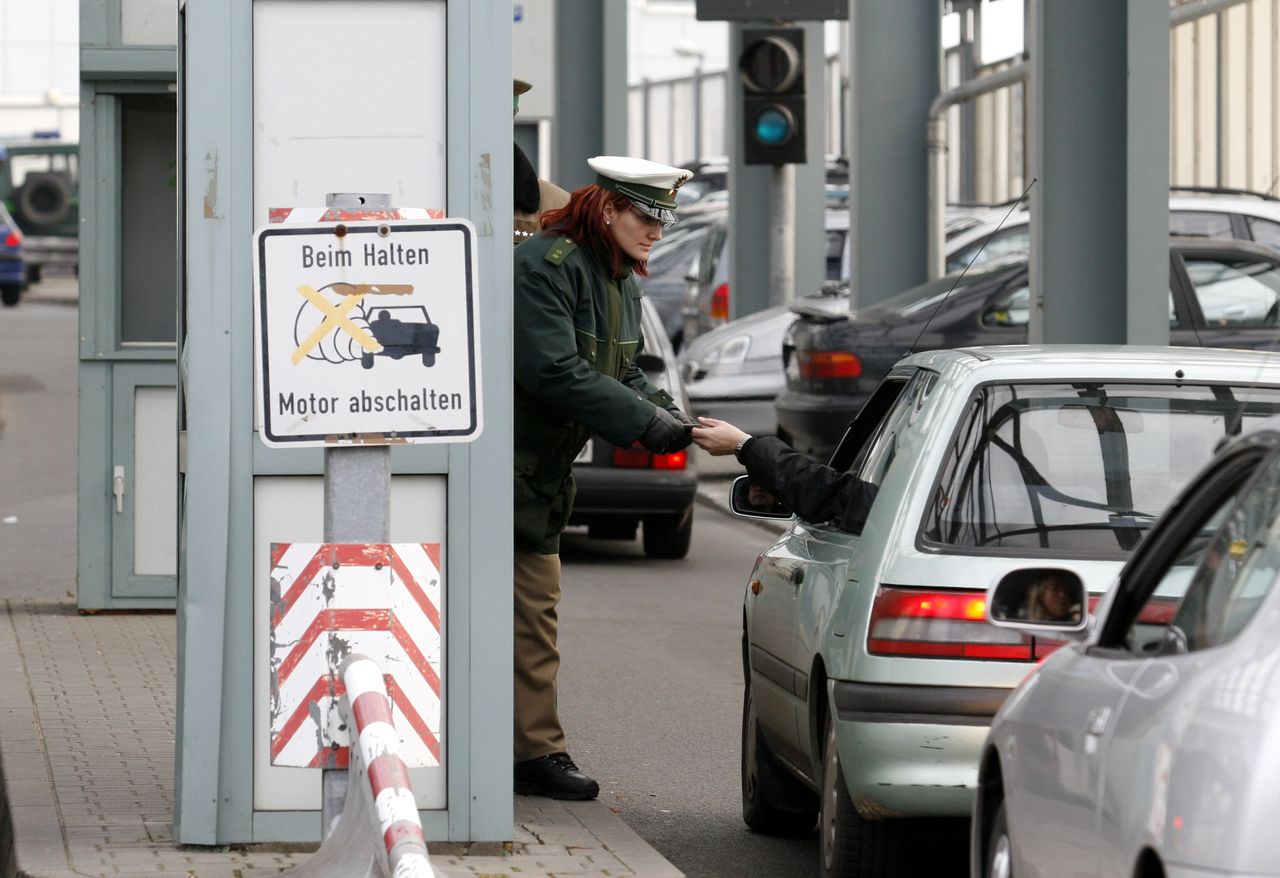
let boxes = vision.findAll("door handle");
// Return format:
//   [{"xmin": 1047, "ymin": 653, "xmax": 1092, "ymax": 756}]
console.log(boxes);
[
  {"xmin": 1085, "ymin": 706, "xmax": 1111, "ymax": 737},
  {"xmin": 784, "ymin": 565, "xmax": 804, "ymax": 586},
  {"xmin": 112, "ymin": 465, "xmax": 125, "ymax": 514}
]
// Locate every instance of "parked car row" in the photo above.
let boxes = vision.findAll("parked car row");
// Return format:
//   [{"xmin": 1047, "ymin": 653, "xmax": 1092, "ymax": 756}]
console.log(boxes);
[
  {"xmin": 779, "ymin": 236, "xmax": 1280, "ymax": 460},
  {"xmin": 674, "ymin": 188, "xmax": 1280, "ymax": 459},
  {"xmin": 731, "ymin": 344, "xmax": 1280, "ymax": 876},
  {"xmin": 568, "ymin": 297, "xmax": 697, "ymax": 559},
  {"xmin": 0, "ymin": 202, "xmax": 25, "ymax": 306}
]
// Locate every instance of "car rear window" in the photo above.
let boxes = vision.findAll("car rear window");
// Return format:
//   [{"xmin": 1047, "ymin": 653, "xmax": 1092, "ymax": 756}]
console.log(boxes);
[{"xmin": 921, "ymin": 382, "xmax": 1280, "ymax": 558}]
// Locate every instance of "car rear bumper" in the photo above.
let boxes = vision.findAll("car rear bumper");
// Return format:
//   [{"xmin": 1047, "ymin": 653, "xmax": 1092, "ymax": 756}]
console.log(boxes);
[
  {"xmin": 570, "ymin": 465, "xmax": 697, "ymax": 519},
  {"xmin": 830, "ymin": 680, "xmax": 1011, "ymax": 818},
  {"xmin": 0, "ymin": 255, "xmax": 24, "ymax": 284},
  {"xmin": 773, "ymin": 388, "xmax": 866, "ymax": 460}
]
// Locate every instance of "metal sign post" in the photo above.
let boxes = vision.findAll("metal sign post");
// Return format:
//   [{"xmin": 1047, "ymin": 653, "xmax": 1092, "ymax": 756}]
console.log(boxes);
[{"xmin": 319, "ymin": 193, "xmax": 391, "ymax": 839}]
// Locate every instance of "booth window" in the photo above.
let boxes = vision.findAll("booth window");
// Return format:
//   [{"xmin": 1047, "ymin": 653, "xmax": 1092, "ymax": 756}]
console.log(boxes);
[{"xmin": 120, "ymin": 94, "xmax": 178, "ymax": 345}]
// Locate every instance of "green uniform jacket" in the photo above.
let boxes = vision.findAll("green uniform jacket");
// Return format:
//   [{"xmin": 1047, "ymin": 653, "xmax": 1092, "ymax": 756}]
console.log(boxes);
[{"xmin": 513, "ymin": 233, "xmax": 675, "ymax": 554}]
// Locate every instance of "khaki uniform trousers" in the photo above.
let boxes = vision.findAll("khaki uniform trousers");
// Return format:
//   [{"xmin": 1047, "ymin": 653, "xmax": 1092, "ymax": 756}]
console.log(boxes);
[{"xmin": 514, "ymin": 548, "xmax": 566, "ymax": 761}]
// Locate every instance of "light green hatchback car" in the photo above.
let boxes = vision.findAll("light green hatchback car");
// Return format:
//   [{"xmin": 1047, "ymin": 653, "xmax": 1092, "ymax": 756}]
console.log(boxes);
[{"xmin": 735, "ymin": 345, "xmax": 1280, "ymax": 877}]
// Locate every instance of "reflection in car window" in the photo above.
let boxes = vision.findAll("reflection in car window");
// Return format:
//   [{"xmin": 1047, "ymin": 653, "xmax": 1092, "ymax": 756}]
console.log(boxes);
[
  {"xmin": 1157, "ymin": 452, "xmax": 1280, "ymax": 654},
  {"xmin": 853, "ymin": 370, "xmax": 939, "ymax": 488},
  {"xmin": 983, "ymin": 287, "xmax": 1181, "ymax": 329},
  {"xmin": 1247, "ymin": 217, "xmax": 1280, "ymax": 250},
  {"xmin": 982, "ymin": 285, "xmax": 1030, "ymax": 327},
  {"xmin": 1170, "ymin": 210, "xmax": 1234, "ymax": 238},
  {"xmin": 1123, "ymin": 487, "xmax": 1241, "ymax": 656},
  {"xmin": 1185, "ymin": 258, "xmax": 1280, "ymax": 327},
  {"xmin": 945, "ymin": 227, "xmax": 1030, "ymax": 274},
  {"xmin": 922, "ymin": 383, "xmax": 1280, "ymax": 557}
]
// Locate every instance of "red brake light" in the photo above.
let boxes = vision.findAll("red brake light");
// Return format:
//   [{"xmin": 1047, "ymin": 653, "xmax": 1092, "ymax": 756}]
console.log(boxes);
[
  {"xmin": 652, "ymin": 450, "xmax": 687, "ymax": 470},
  {"xmin": 611, "ymin": 446, "xmax": 688, "ymax": 470},
  {"xmin": 798, "ymin": 350, "xmax": 862, "ymax": 380},
  {"xmin": 710, "ymin": 283, "xmax": 730, "ymax": 322},
  {"xmin": 3, "ymin": 232, "xmax": 19, "ymax": 248},
  {"xmin": 612, "ymin": 446, "xmax": 652, "ymax": 468},
  {"xmin": 868, "ymin": 586, "xmax": 1033, "ymax": 661}
]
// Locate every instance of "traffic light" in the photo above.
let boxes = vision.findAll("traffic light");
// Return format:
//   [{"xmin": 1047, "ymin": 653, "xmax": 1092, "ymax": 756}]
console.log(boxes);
[{"xmin": 739, "ymin": 27, "xmax": 807, "ymax": 165}]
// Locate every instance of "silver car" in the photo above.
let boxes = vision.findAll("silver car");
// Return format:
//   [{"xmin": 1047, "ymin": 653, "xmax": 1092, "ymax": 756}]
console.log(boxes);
[
  {"xmin": 679, "ymin": 282, "xmax": 848, "ymax": 437},
  {"xmin": 945, "ymin": 189, "xmax": 1280, "ymax": 277},
  {"xmin": 734, "ymin": 346, "xmax": 1280, "ymax": 876},
  {"xmin": 973, "ymin": 413, "xmax": 1280, "ymax": 878}
]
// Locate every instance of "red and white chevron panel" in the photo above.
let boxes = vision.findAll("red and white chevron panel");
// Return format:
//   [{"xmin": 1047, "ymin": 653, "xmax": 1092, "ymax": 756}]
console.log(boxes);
[{"xmin": 268, "ymin": 543, "xmax": 443, "ymax": 768}]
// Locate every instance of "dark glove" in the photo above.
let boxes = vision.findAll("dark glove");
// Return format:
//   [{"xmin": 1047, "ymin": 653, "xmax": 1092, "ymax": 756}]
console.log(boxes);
[
  {"xmin": 639, "ymin": 406, "xmax": 692, "ymax": 454},
  {"xmin": 667, "ymin": 407, "xmax": 698, "ymax": 429}
]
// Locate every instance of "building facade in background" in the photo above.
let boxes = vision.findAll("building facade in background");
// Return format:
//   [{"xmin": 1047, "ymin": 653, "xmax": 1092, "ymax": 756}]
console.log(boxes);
[{"xmin": 0, "ymin": 0, "xmax": 79, "ymax": 139}]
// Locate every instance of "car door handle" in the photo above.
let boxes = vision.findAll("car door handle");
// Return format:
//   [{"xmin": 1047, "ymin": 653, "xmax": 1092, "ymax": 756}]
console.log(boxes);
[
  {"xmin": 1085, "ymin": 706, "xmax": 1111, "ymax": 737},
  {"xmin": 785, "ymin": 566, "xmax": 804, "ymax": 586}
]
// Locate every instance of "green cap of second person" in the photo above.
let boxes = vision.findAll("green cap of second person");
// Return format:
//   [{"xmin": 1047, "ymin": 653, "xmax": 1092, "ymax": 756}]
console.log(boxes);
[{"xmin": 588, "ymin": 155, "xmax": 693, "ymax": 212}]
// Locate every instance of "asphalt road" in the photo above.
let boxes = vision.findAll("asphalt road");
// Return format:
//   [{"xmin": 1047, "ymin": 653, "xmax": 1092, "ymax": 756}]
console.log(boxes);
[
  {"xmin": 556, "ymin": 511, "xmax": 970, "ymax": 878},
  {"xmin": 0, "ymin": 295, "xmax": 78, "ymax": 602}
]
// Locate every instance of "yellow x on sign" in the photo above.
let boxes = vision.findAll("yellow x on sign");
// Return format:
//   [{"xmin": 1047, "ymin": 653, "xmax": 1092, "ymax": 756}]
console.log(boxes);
[{"xmin": 291, "ymin": 284, "xmax": 382, "ymax": 365}]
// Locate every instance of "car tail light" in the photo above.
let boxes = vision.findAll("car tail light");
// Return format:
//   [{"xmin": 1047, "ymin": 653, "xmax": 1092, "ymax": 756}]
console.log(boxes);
[
  {"xmin": 613, "ymin": 446, "xmax": 652, "ymax": 468},
  {"xmin": 797, "ymin": 350, "xmax": 862, "ymax": 380},
  {"xmin": 3, "ymin": 231, "xmax": 19, "ymax": 248},
  {"xmin": 611, "ymin": 445, "xmax": 688, "ymax": 471},
  {"xmin": 651, "ymin": 450, "xmax": 687, "ymax": 470},
  {"xmin": 868, "ymin": 586, "xmax": 1032, "ymax": 661},
  {"xmin": 710, "ymin": 283, "xmax": 730, "ymax": 324}
]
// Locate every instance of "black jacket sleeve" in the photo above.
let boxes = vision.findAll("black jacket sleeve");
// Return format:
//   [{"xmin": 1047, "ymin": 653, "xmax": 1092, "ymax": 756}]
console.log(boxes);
[{"xmin": 739, "ymin": 436, "xmax": 878, "ymax": 532}]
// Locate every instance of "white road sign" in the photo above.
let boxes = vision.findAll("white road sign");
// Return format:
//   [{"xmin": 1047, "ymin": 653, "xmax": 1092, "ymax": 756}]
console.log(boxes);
[{"xmin": 253, "ymin": 219, "xmax": 481, "ymax": 446}]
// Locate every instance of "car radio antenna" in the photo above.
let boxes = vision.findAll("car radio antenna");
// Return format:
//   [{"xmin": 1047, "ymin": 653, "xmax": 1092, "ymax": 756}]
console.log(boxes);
[{"xmin": 907, "ymin": 177, "xmax": 1038, "ymax": 357}]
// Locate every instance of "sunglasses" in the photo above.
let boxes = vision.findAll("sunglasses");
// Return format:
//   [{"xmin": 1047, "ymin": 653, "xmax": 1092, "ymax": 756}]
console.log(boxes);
[{"xmin": 627, "ymin": 203, "xmax": 676, "ymax": 232}]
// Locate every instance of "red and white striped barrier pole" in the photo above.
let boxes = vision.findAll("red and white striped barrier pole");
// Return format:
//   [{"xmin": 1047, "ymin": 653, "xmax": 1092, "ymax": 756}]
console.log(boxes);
[{"xmin": 343, "ymin": 655, "xmax": 435, "ymax": 878}]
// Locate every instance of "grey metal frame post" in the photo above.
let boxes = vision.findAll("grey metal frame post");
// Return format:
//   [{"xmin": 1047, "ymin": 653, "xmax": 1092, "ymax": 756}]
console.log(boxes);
[
  {"xmin": 1028, "ymin": 0, "xmax": 1168, "ymax": 345},
  {"xmin": 317, "ymin": 193, "xmax": 394, "ymax": 840}
]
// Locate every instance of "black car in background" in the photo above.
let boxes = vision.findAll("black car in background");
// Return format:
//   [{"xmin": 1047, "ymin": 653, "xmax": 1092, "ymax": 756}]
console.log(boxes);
[
  {"xmin": 637, "ymin": 204, "xmax": 726, "ymax": 348},
  {"xmin": 777, "ymin": 237, "xmax": 1280, "ymax": 460},
  {"xmin": 568, "ymin": 297, "xmax": 698, "ymax": 559}
]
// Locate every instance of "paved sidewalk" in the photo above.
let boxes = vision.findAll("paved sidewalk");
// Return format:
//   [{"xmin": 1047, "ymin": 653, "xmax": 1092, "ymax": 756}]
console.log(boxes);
[{"xmin": 0, "ymin": 598, "xmax": 682, "ymax": 878}]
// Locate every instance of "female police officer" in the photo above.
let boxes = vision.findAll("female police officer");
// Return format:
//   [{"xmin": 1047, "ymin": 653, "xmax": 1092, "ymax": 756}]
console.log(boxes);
[{"xmin": 512, "ymin": 156, "xmax": 695, "ymax": 799}]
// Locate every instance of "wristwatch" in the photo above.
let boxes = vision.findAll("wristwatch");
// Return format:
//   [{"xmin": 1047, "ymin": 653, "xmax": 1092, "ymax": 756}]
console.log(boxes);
[{"xmin": 734, "ymin": 434, "xmax": 753, "ymax": 461}]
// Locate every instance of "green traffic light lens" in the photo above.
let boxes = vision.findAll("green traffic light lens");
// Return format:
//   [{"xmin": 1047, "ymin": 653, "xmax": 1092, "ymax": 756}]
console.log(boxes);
[{"xmin": 754, "ymin": 107, "xmax": 794, "ymax": 147}]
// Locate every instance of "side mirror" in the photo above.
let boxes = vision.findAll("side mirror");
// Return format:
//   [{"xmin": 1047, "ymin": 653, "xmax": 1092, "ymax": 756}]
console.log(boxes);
[
  {"xmin": 730, "ymin": 475, "xmax": 792, "ymax": 520},
  {"xmin": 987, "ymin": 568, "xmax": 1089, "ymax": 635}
]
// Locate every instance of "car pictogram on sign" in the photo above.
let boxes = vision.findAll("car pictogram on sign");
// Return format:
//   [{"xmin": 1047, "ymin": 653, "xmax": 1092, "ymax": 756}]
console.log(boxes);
[{"xmin": 363, "ymin": 306, "xmax": 442, "ymax": 369}]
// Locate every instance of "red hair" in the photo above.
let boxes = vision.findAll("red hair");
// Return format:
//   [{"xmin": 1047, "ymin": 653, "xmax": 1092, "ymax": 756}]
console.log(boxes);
[{"xmin": 540, "ymin": 185, "xmax": 650, "ymax": 279}]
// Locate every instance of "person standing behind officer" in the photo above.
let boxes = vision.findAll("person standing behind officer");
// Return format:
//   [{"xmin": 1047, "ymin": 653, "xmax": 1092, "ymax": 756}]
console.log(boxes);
[
  {"xmin": 512, "ymin": 79, "xmax": 569, "ymax": 246},
  {"xmin": 512, "ymin": 156, "xmax": 696, "ymax": 799}
]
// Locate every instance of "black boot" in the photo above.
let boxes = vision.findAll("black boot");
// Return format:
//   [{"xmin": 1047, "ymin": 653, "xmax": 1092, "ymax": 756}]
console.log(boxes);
[{"xmin": 514, "ymin": 752, "xmax": 600, "ymax": 800}]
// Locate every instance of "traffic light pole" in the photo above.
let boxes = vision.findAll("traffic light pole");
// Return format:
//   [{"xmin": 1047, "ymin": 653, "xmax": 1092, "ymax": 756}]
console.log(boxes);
[{"xmin": 769, "ymin": 164, "xmax": 795, "ymax": 306}]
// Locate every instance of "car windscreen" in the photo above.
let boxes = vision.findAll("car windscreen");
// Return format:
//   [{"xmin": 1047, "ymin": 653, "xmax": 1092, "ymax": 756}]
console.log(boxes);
[
  {"xmin": 921, "ymin": 381, "xmax": 1280, "ymax": 558},
  {"xmin": 639, "ymin": 223, "xmax": 714, "ymax": 327}
]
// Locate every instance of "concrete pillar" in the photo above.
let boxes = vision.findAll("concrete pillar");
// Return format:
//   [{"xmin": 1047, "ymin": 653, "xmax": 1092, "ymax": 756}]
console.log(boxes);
[
  {"xmin": 1029, "ymin": 0, "xmax": 1169, "ymax": 344},
  {"xmin": 553, "ymin": 1, "xmax": 627, "ymax": 189},
  {"xmin": 847, "ymin": 0, "xmax": 940, "ymax": 308}
]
